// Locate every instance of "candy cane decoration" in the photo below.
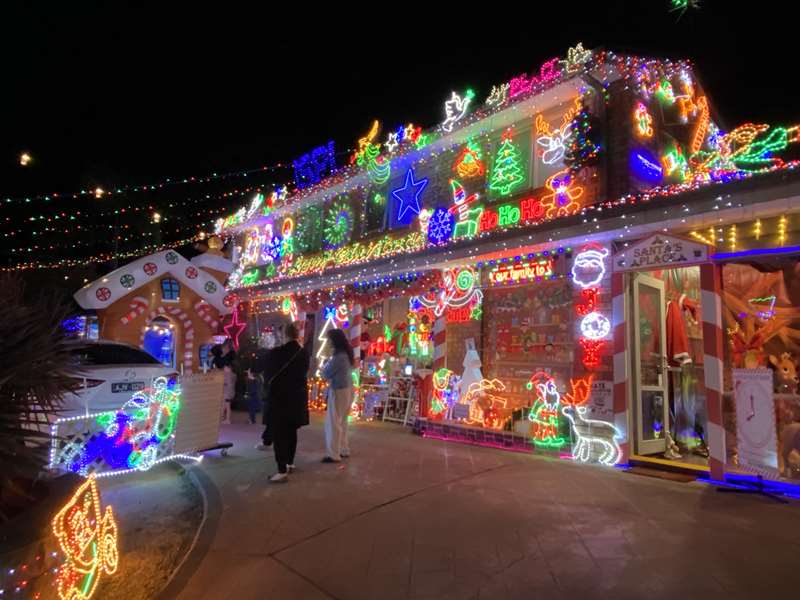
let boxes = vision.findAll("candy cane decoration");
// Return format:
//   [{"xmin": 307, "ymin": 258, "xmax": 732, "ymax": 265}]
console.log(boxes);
[
  {"xmin": 349, "ymin": 303, "xmax": 362, "ymax": 369},
  {"xmin": 119, "ymin": 296, "xmax": 148, "ymax": 325},
  {"xmin": 611, "ymin": 271, "xmax": 630, "ymax": 465},
  {"xmin": 432, "ymin": 316, "xmax": 447, "ymax": 372},
  {"xmin": 166, "ymin": 306, "xmax": 194, "ymax": 375},
  {"xmin": 193, "ymin": 300, "xmax": 219, "ymax": 330},
  {"xmin": 700, "ymin": 263, "xmax": 726, "ymax": 480}
]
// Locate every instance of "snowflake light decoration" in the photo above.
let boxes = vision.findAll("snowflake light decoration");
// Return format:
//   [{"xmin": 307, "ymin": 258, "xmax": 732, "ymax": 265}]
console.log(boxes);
[{"xmin": 427, "ymin": 207, "xmax": 455, "ymax": 245}]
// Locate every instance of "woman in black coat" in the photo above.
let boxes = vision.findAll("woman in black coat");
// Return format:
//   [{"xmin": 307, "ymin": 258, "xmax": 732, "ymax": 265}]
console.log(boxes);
[{"xmin": 260, "ymin": 322, "xmax": 309, "ymax": 483}]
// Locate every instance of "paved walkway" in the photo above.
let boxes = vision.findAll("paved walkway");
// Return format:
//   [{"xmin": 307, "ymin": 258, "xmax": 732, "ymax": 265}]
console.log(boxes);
[{"xmin": 170, "ymin": 413, "xmax": 800, "ymax": 600}]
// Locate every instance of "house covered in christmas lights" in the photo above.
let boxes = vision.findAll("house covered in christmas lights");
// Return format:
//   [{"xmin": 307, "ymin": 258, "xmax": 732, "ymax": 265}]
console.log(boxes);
[{"xmin": 212, "ymin": 45, "xmax": 800, "ymax": 483}]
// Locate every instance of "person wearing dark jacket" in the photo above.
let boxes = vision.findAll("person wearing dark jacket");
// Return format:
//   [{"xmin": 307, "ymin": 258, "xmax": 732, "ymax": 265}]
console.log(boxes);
[
  {"xmin": 254, "ymin": 347, "xmax": 273, "ymax": 449},
  {"xmin": 260, "ymin": 322, "xmax": 310, "ymax": 483}
]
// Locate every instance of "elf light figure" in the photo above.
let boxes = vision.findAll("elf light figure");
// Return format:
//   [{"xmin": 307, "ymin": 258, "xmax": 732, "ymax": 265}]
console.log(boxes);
[
  {"xmin": 527, "ymin": 372, "xmax": 567, "ymax": 448},
  {"xmin": 431, "ymin": 368, "xmax": 453, "ymax": 418}
]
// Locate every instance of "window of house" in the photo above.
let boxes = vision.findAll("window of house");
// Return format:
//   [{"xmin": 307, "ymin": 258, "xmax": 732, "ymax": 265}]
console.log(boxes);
[
  {"xmin": 199, "ymin": 344, "xmax": 213, "ymax": 370},
  {"xmin": 161, "ymin": 278, "xmax": 180, "ymax": 301}
]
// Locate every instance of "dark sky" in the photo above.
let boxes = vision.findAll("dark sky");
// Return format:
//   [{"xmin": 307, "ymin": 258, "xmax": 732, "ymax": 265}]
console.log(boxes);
[{"xmin": 0, "ymin": 3, "xmax": 793, "ymax": 216}]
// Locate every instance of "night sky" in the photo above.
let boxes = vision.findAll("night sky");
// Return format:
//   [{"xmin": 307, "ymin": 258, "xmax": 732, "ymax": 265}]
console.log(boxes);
[{"xmin": 0, "ymin": 3, "xmax": 793, "ymax": 267}]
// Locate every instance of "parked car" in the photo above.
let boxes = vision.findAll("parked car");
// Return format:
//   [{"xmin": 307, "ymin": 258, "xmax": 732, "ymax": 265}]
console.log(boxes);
[{"xmin": 61, "ymin": 341, "xmax": 178, "ymax": 417}]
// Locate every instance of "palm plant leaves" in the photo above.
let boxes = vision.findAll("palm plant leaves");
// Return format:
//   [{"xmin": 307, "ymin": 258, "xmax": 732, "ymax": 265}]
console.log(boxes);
[{"xmin": 0, "ymin": 275, "xmax": 78, "ymax": 518}]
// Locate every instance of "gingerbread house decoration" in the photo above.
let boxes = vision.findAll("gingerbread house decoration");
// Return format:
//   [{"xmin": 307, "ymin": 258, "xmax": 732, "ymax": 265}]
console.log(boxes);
[{"xmin": 73, "ymin": 237, "xmax": 235, "ymax": 374}]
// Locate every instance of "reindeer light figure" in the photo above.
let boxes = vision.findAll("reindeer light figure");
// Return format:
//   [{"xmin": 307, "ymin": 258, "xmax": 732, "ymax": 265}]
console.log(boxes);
[
  {"xmin": 560, "ymin": 376, "xmax": 623, "ymax": 466},
  {"xmin": 534, "ymin": 97, "xmax": 581, "ymax": 165}
]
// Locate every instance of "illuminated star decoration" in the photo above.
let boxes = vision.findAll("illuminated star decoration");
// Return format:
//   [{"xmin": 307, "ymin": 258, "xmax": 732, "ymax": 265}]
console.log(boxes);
[
  {"xmin": 442, "ymin": 89, "xmax": 476, "ymax": 133},
  {"xmin": 385, "ymin": 131, "xmax": 400, "ymax": 153},
  {"xmin": 223, "ymin": 309, "xmax": 247, "ymax": 350},
  {"xmin": 392, "ymin": 168, "xmax": 429, "ymax": 224},
  {"xmin": 404, "ymin": 123, "xmax": 421, "ymax": 143}
]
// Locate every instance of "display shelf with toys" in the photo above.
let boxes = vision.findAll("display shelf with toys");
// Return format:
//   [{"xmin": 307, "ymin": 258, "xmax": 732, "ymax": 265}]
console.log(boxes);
[
  {"xmin": 383, "ymin": 375, "xmax": 417, "ymax": 425},
  {"xmin": 360, "ymin": 383, "xmax": 389, "ymax": 420},
  {"xmin": 482, "ymin": 277, "xmax": 577, "ymax": 413}
]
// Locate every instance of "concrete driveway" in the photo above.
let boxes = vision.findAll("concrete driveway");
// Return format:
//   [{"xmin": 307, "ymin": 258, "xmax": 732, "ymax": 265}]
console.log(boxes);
[{"xmin": 168, "ymin": 414, "xmax": 800, "ymax": 600}]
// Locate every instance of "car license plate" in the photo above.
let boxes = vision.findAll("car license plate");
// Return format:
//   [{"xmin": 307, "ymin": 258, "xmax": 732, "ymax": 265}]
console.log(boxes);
[{"xmin": 112, "ymin": 381, "xmax": 145, "ymax": 393}]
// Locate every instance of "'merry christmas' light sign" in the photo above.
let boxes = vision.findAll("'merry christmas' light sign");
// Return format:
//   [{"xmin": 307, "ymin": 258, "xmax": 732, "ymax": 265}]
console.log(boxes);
[{"xmin": 488, "ymin": 259, "xmax": 554, "ymax": 285}]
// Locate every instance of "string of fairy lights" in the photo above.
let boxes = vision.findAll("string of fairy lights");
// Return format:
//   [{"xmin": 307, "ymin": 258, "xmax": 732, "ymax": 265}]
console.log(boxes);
[
  {"xmin": 2, "ymin": 162, "xmax": 286, "ymax": 206},
  {"xmin": 2, "ymin": 184, "xmax": 263, "ymax": 232},
  {"xmin": 0, "ymin": 235, "xmax": 204, "ymax": 272},
  {"xmin": 1, "ymin": 146, "xmax": 357, "ymax": 269}
]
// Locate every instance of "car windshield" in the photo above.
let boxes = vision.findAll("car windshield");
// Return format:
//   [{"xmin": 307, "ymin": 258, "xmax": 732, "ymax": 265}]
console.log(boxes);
[{"xmin": 71, "ymin": 343, "xmax": 162, "ymax": 366}]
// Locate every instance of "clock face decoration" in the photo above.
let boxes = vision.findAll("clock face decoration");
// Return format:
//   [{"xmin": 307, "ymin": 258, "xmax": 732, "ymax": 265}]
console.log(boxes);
[{"xmin": 736, "ymin": 379, "xmax": 774, "ymax": 449}]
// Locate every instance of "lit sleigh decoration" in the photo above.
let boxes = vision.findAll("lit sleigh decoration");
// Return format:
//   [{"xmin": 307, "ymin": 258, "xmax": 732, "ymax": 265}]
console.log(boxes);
[
  {"xmin": 52, "ymin": 475, "xmax": 119, "ymax": 600},
  {"xmin": 50, "ymin": 377, "xmax": 183, "ymax": 477},
  {"xmin": 461, "ymin": 378, "xmax": 511, "ymax": 430},
  {"xmin": 412, "ymin": 266, "xmax": 482, "ymax": 318}
]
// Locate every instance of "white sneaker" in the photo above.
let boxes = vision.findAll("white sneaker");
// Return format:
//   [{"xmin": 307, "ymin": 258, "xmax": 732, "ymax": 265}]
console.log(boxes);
[
  {"xmin": 287, "ymin": 464, "xmax": 296, "ymax": 472},
  {"xmin": 255, "ymin": 443, "xmax": 271, "ymax": 451},
  {"xmin": 269, "ymin": 472, "xmax": 289, "ymax": 483}
]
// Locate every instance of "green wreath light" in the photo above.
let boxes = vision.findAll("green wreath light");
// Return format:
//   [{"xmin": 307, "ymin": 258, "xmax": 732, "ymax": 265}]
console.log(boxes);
[{"xmin": 323, "ymin": 199, "xmax": 353, "ymax": 249}]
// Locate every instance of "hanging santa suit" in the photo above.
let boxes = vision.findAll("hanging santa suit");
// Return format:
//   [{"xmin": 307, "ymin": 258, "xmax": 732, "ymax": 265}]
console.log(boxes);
[{"xmin": 666, "ymin": 294, "xmax": 697, "ymax": 366}]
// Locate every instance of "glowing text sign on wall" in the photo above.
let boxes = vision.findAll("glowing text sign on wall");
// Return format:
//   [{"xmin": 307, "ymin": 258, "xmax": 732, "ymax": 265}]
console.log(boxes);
[
  {"xmin": 488, "ymin": 259, "xmax": 554, "ymax": 285},
  {"xmin": 478, "ymin": 197, "xmax": 546, "ymax": 233}
]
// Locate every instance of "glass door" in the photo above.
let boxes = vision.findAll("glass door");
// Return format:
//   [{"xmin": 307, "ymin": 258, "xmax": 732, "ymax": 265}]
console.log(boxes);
[{"xmin": 632, "ymin": 274, "xmax": 669, "ymax": 455}]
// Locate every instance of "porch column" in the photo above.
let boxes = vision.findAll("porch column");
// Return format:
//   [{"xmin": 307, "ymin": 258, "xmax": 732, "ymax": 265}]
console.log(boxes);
[
  {"xmin": 432, "ymin": 316, "xmax": 446, "ymax": 372},
  {"xmin": 699, "ymin": 262, "xmax": 726, "ymax": 481},
  {"xmin": 349, "ymin": 303, "xmax": 362, "ymax": 369},
  {"xmin": 611, "ymin": 272, "xmax": 630, "ymax": 464},
  {"xmin": 296, "ymin": 310, "xmax": 307, "ymax": 346}
]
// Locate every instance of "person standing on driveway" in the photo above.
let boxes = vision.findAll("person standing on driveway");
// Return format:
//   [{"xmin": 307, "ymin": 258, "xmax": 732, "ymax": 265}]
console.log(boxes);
[
  {"xmin": 221, "ymin": 364, "xmax": 236, "ymax": 424},
  {"xmin": 262, "ymin": 322, "xmax": 309, "ymax": 483},
  {"xmin": 321, "ymin": 328, "xmax": 354, "ymax": 463},
  {"xmin": 245, "ymin": 368, "xmax": 262, "ymax": 425}
]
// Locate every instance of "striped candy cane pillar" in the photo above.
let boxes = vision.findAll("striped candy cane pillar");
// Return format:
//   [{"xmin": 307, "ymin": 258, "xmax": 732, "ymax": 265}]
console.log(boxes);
[
  {"xmin": 432, "ymin": 316, "xmax": 447, "ymax": 372},
  {"xmin": 349, "ymin": 304, "xmax": 362, "ymax": 369},
  {"xmin": 700, "ymin": 263, "xmax": 726, "ymax": 481},
  {"xmin": 296, "ymin": 310, "xmax": 307, "ymax": 346},
  {"xmin": 611, "ymin": 271, "xmax": 630, "ymax": 464}
]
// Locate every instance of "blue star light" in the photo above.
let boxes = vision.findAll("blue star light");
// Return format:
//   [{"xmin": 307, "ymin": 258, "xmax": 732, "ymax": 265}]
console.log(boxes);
[{"xmin": 392, "ymin": 168, "xmax": 428, "ymax": 225}]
